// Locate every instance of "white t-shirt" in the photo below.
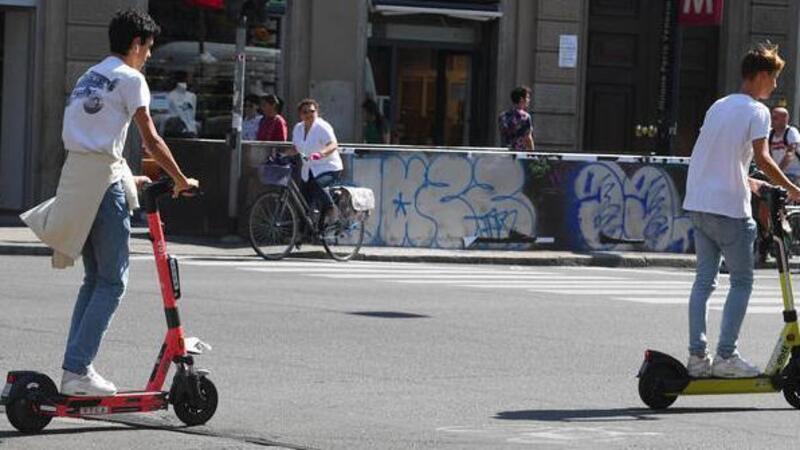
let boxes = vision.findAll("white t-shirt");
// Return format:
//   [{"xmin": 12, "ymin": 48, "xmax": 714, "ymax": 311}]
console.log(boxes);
[
  {"xmin": 769, "ymin": 126, "xmax": 800, "ymax": 176},
  {"xmin": 292, "ymin": 117, "xmax": 343, "ymax": 179},
  {"xmin": 242, "ymin": 114, "xmax": 263, "ymax": 141},
  {"xmin": 683, "ymin": 93, "xmax": 770, "ymax": 218},
  {"xmin": 62, "ymin": 56, "xmax": 150, "ymax": 160},
  {"xmin": 166, "ymin": 85, "xmax": 198, "ymax": 134}
]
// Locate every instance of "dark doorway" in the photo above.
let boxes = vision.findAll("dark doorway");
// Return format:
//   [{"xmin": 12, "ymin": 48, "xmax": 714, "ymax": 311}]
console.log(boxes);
[
  {"xmin": 676, "ymin": 25, "xmax": 719, "ymax": 156},
  {"xmin": 584, "ymin": 0, "xmax": 719, "ymax": 155},
  {"xmin": 369, "ymin": 45, "xmax": 478, "ymax": 147}
]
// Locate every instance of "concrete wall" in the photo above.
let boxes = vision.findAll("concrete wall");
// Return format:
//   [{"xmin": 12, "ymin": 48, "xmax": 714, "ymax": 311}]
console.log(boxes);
[
  {"xmin": 33, "ymin": 0, "xmax": 146, "ymax": 201},
  {"xmin": 345, "ymin": 150, "xmax": 691, "ymax": 252},
  {"xmin": 163, "ymin": 140, "xmax": 694, "ymax": 253},
  {"xmin": 283, "ymin": 0, "xmax": 367, "ymax": 142},
  {"xmin": 495, "ymin": 0, "xmax": 586, "ymax": 152},
  {"xmin": 719, "ymin": 0, "xmax": 800, "ymax": 115}
]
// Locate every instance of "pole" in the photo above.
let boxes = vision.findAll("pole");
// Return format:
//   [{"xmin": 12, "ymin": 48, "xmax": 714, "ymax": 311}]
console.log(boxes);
[
  {"xmin": 227, "ymin": 15, "xmax": 247, "ymax": 229},
  {"xmin": 656, "ymin": 0, "xmax": 682, "ymax": 155}
]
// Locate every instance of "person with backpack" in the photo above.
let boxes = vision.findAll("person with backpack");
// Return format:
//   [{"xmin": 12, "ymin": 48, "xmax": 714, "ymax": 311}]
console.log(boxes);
[{"xmin": 768, "ymin": 106, "xmax": 800, "ymax": 183}]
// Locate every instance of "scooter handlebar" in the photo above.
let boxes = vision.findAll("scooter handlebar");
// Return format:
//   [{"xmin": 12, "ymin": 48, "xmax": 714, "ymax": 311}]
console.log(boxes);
[{"xmin": 142, "ymin": 177, "xmax": 202, "ymax": 213}]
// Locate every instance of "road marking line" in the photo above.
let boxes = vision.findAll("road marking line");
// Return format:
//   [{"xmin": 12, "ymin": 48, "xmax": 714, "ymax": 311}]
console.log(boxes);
[
  {"xmin": 458, "ymin": 281, "xmax": 691, "ymax": 288},
  {"xmin": 316, "ymin": 274, "xmax": 578, "ymax": 280},
  {"xmin": 613, "ymin": 297, "xmax": 781, "ymax": 304},
  {"xmin": 388, "ymin": 277, "xmax": 621, "ymax": 284},
  {"xmin": 236, "ymin": 267, "xmax": 531, "ymax": 274},
  {"xmin": 710, "ymin": 305, "xmax": 783, "ymax": 314},
  {"xmin": 531, "ymin": 289, "xmax": 783, "ymax": 295},
  {"xmin": 182, "ymin": 259, "xmax": 538, "ymax": 270}
]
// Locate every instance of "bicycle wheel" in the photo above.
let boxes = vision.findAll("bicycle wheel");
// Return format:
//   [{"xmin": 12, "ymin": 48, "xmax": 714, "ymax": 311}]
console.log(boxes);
[
  {"xmin": 787, "ymin": 211, "xmax": 800, "ymax": 256},
  {"xmin": 321, "ymin": 217, "xmax": 365, "ymax": 261},
  {"xmin": 249, "ymin": 192, "xmax": 299, "ymax": 260}
]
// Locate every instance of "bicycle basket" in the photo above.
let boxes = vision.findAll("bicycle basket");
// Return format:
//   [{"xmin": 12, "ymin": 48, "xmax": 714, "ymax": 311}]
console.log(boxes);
[{"xmin": 258, "ymin": 162, "xmax": 292, "ymax": 187}]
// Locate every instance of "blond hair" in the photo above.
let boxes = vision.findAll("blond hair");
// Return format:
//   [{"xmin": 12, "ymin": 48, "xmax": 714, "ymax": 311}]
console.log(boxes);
[{"xmin": 741, "ymin": 41, "xmax": 785, "ymax": 80}]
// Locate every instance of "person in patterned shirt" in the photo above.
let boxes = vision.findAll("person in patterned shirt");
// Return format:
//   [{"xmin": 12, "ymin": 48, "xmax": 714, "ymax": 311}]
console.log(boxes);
[{"xmin": 498, "ymin": 86, "xmax": 534, "ymax": 151}]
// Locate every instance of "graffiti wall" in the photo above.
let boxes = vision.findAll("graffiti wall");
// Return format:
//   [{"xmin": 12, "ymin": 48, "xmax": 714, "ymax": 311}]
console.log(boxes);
[
  {"xmin": 349, "ymin": 152, "xmax": 537, "ymax": 249},
  {"xmin": 238, "ymin": 144, "xmax": 693, "ymax": 253}
]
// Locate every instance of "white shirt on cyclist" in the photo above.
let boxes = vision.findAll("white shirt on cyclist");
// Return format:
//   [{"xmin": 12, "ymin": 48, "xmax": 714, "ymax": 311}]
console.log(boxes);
[{"xmin": 292, "ymin": 117, "xmax": 343, "ymax": 181}]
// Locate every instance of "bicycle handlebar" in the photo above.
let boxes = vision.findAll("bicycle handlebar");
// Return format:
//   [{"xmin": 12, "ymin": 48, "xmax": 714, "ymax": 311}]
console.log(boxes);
[{"xmin": 757, "ymin": 185, "xmax": 789, "ymax": 238}]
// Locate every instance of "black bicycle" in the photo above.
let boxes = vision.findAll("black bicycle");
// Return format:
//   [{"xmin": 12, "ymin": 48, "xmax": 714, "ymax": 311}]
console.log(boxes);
[
  {"xmin": 248, "ymin": 156, "xmax": 368, "ymax": 261},
  {"xmin": 755, "ymin": 203, "xmax": 800, "ymax": 263}
]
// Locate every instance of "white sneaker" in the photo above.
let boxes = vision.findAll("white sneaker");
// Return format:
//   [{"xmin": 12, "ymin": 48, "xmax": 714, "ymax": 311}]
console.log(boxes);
[
  {"xmin": 711, "ymin": 354, "xmax": 760, "ymax": 378},
  {"xmin": 686, "ymin": 354, "xmax": 712, "ymax": 378},
  {"xmin": 61, "ymin": 368, "xmax": 117, "ymax": 397}
]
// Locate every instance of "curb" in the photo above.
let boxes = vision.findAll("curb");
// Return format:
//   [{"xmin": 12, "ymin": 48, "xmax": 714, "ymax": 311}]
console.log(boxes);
[
  {"xmin": 0, "ymin": 244, "xmax": 52, "ymax": 256},
  {"xmin": 0, "ymin": 243, "xmax": 698, "ymax": 268}
]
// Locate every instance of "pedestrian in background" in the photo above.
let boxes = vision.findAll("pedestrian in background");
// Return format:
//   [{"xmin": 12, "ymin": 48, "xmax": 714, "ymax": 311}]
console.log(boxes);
[
  {"xmin": 683, "ymin": 42, "xmax": 800, "ymax": 379},
  {"xmin": 242, "ymin": 94, "xmax": 263, "ymax": 141},
  {"xmin": 498, "ymin": 85, "xmax": 534, "ymax": 151},
  {"xmin": 768, "ymin": 106, "xmax": 800, "ymax": 184},
  {"xmin": 362, "ymin": 98, "xmax": 390, "ymax": 144},
  {"xmin": 256, "ymin": 93, "xmax": 288, "ymax": 142}
]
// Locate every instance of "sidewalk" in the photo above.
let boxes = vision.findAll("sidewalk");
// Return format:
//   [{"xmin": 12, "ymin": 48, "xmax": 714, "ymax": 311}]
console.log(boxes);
[{"xmin": 0, "ymin": 226, "xmax": 700, "ymax": 268}]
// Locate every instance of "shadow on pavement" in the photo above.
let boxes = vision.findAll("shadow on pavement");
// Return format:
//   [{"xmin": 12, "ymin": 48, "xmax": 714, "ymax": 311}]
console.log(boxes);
[
  {"xmin": 0, "ymin": 424, "xmax": 133, "ymax": 438},
  {"xmin": 347, "ymin": 311, "xmax": 430, "ymax": 319},
  {"xmin": 494, "ymin": 406, "xmax": 794, "ymax": 422}
]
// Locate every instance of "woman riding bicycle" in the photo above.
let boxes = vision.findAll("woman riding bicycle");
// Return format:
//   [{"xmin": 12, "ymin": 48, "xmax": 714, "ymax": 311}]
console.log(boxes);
[{"xmin": 281, "ymin": 98, "xmax": 342, "ymax": 225}]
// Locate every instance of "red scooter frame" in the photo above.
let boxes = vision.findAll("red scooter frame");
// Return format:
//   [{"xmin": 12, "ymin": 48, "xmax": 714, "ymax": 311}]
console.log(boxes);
[{"xmin": 2, "ymin": 179, "xmax": 217, "ymax": 433}]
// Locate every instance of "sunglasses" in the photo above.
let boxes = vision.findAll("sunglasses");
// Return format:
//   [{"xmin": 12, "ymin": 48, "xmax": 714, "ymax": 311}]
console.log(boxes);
[{"xmin": 302, "ymin": 109, "xmax": 317, "ymax": 114}]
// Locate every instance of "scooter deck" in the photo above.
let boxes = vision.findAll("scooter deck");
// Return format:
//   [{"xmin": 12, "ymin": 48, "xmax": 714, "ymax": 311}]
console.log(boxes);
[
  {"xmin": 40, "ymin": 390, "xmax": 168, "ymax": 417},
  {"xmin": 678, "ymin": 376, "xmax": 777, "ymax": 395}
]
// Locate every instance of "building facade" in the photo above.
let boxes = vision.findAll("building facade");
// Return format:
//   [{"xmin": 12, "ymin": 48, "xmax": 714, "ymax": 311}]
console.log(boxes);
[{"xmin": 3, "ymin": 0, "xmax": 800, "ymax": 213}]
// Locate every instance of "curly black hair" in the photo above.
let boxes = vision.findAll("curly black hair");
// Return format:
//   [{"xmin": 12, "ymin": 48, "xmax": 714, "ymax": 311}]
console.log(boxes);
[
  {"xmin": 510, "ymin": 86, "xmax": 531, "ymax": 104},
  {"xmin": 108, "ymin": 9, "xmax": 160, "ymax": 56}
]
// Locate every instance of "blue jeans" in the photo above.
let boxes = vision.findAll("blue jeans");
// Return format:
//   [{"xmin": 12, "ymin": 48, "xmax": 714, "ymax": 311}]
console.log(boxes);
[
  {"xmin": 62, "ymin": 182, "xmax": 130, "ymax": 375},
  {"xmin": 303, "ymin": 170, "xmax": 342, "ymax": 212},
  {"xmin": 688, "ymin": 211, "xmax": 757, "ymax": 359}
]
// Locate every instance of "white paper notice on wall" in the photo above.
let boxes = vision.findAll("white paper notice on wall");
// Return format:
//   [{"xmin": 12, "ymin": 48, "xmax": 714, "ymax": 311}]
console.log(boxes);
[{"xmin": 558, "ymin": 35, "xmax": 578, "ymax": 68}]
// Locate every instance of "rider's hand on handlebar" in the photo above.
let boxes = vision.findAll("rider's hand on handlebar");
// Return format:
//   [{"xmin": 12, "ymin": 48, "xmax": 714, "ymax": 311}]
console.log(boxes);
[
  {"xmin": 173, "ymin": 177, "xmax": 200, "ymax": 198},
  {"xmin": 133, "ymin": 175, "xmax": 152, "ymax": 189},
  {"xmin": 748, "ymin": 177, "xmax": 769, "ymax": 196},
  {"xmin": 309, "ymin": 152, "xmax": 323, "ymax": 161},
  {"xmin": 788, "ymin": 186, "xmax": 800, "ymax": 203}
]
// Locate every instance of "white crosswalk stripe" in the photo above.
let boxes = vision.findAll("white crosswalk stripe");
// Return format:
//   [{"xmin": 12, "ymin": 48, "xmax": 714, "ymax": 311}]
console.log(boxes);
[{"xmin": 172, "ymin": 258, "xmax": 793, "ymax": 315}]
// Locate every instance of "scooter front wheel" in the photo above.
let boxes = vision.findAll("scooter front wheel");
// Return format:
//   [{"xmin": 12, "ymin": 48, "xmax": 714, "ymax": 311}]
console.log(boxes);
[
  {"xmin": 173, "ymin": 376, "xmax": 218, "ymax": 426},
  {"xmin": 5, "ymin": 376, "xmax": 57, "ymax": 433},
  {"xmin": 638, "ymin": 365, "xmax": 679, "ymax": 409}
]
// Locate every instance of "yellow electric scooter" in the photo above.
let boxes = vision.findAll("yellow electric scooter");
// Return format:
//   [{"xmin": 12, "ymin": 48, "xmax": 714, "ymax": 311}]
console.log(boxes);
[{"xmin": 637, "ymin": 185, "xmax": 800, "ymax": 409}]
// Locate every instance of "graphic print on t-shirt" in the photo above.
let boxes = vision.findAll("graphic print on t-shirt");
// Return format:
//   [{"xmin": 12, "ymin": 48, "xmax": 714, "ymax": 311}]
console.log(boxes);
[{"xmin": 67, "ymin": 71, "xmax": 120, "ymax": 114}]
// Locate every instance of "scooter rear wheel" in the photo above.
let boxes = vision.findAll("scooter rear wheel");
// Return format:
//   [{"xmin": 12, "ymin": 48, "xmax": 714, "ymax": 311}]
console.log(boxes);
[
  {"xmin": 783, "ymin": 383, "xmax": 800, "ymax": 409},
  {"xmin": 638, "ymin": 365, "xmax": 679, "ymax": 409},
  {"xmin": 173, "ymin": 376, "xmax": 218, "ymax": 426},
  {"xmin": 5, "ymin": 376, "xmax": 57, "ymax": 433}
]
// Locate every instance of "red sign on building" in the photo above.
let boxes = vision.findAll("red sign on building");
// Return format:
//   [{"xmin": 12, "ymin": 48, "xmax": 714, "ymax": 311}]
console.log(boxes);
[
  {"xmin": 678, "ymin": 0, "xmax": 723, "ymax": 26},
  {"xmin": 186, "ymin": 0, "xmax": 224, "ymax": 10}
]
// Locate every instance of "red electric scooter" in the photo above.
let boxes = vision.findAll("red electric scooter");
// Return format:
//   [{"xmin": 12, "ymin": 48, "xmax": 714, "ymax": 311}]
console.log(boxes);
[{"xmin": 1, "ymin": 178, "xmax": 217, "ymax": 433}]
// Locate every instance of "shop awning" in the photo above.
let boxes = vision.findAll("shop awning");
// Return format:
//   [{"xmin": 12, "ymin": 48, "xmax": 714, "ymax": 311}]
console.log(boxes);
[{"xmin": 371, "ymin": 0, "xmax": 502, "ymax": 21}]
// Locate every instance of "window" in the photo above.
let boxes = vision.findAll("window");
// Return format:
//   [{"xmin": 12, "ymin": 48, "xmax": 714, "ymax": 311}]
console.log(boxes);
[{"xmin": 148, "ymin": 0, "xmax": 283, "ymax": 139}]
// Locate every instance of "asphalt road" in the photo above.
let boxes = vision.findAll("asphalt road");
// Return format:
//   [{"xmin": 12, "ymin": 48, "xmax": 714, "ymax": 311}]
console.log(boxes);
[{"xmin": 1, "ymin": 254, "xmax": 798, "ymax": 449}]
